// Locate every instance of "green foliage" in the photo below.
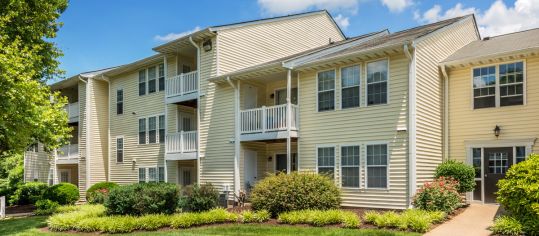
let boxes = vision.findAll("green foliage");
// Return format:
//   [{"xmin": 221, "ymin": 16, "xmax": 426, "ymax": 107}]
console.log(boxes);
[
  {"xmin": 251, "ymin": 172, "xmax": 341, "ymax": 216},
  {"xmin": 490, "ymin": 216, "xmax": 524, "ymax": 236},
  {"xmin": 55, "ymin": 204, "xmax": 80, "ymax": 213},
  {"xmin": 43, "ymin": 182, "xmax": 79, "ymax": 205},
  {"xmin": 48, "ymin": 204, "xmax": 106, "ymax": 231},
  {"xmin": 181, "ymin": 183, "xmax": 219, "ymax": 212},
  {"xmin": 412, "ymin": 176, "xmax": 462, "ymax": 213},
  {"xmin": 435, "ymin": 160, "xmax": 476, "ymax": 193},
  {"xmin": 363, "ymin": 209, "xmax": 446, "ymax": 233},
  {"xmin": 240, "ymin": 210, "xmax": 271, "ymax": 223},
  {"xmin": 34, "ymin": 199, "xmax": 60, "ymax": 215},
  {"xmin": 9, "ymin": 181, "xmax": 48, "ymax": 205},
  {"xmin": 497, "ymin": 154, "xmax": 539, "ymax": 234},
  {"xmin": 277, "ymin": 210, "xmax": 361, "ymax": 228},
  {"xmin": 105, "ymin": 182, "xmax": 180, "ymax": 215},
  {"xmin": 86, "ymin": 182, "xmax": 118, "ymax": 204},
  {"xmin": 170, "ymin": 208, "xmax": 238, "ymax": 228},
  {"xmin": 0, "ymin": 153, "xmax": 24, "ymax": 205}
]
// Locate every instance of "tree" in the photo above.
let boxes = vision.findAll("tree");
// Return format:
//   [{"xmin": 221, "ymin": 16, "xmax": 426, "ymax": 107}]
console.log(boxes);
[{"xmin": 0, "ymin": 0, "xmax": 71, "ymax": 156}]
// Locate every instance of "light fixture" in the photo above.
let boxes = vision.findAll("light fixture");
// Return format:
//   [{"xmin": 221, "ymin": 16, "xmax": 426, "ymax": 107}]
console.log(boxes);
[
  {"xmin": 203, "ymin": 40, "xmax": 212, "ymax": 52},
  {"xmin": 494, "ymin": 125, "xmax": 501, "ymax": 137},
  {"xmin": 270, "ymin": 93, "xmax": 275, "ymax": 99},
  {"xmin": 267, "ymin": 156, "xmax": 272, "ymax": 162}
]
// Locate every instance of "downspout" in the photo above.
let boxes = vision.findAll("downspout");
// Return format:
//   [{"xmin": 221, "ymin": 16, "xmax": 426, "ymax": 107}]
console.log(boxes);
[
  {"xmin": 226, "ymin": 76, "xmax": 240, "ymax": 200},
  {"xmin": 189, "ymin": 36, "xmax": 201, "ymax": 184},
  {"xmin": 441, "ymin": 64, "xmax": 449, "ymax": 161},
  {"xmin": 101, "ymin": 75, "xmax": 111, "ymax": 182},
  {"xmin": 79, "ymin": 75, "xmax": 90, "ymax": 191},
  {"xmin": 404, "ymin": 43, "xmax": 417, "ymax": 208},
  {"xmin": 163, "ymin": 55, "xmax": 168, "ymax": 183}
]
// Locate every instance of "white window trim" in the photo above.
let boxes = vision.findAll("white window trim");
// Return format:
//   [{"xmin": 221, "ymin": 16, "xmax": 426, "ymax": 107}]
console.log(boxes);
[
  {"xmin": 315, "ymin": 145, "xmax": 337, "ymax": 182},
  {"xmin": 470, "ymin": 60, "xmax": 526, "ymax": 110},
  {"xmin": 339, "ymin": 64, "xmax": 362, "ymax": 110},
  {"xmin": 138, "ymin": 68, "xmax": 147, "ymax": 96},
  {"xmin": 158, "ymin": 63, "xmax": 165, "ymax": 91},
  {"xmin": 138, "ymin": 166, "xmax": 166, "ymax": 183},
  {"xmin": 116, "ymin": 136, "xmax": 124, "ymax": 163},
  {"xmin": 139, "ymin": 114, "xmax": 166, "ymax": 145},
  {"xmin": 116, "ymin": 88, "xmax": 124, "ymax": 115},
  {"xmin": 138, "ymin": 117, "xmax": 147, "ymax": 145},
  {"xmin": 365, "ymin": 58, "xmax": 390, "ymax": 107},
  {"xmin": 272, "ymin": 152, "xmax": 298, "ymax": 172},
  {"xmin": 340, "ymin": 144, "xmax": 361, "ymax": 189},
  {"xmin": 139, "ymin": 63, "xmax": 166, "ymax": 96},
  {"xmin": 364, "ymin": 141, "xmax": 390, "ymax": 190},
  {"xmin": 316, "ymin": 69, "xmax": 337, "ymax": 112}
]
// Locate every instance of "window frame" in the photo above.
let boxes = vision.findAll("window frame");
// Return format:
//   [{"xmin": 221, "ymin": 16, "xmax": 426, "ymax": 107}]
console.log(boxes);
[
  {"xmin": 365, "ymin": 58, "xmax": 390, "ymax": 106},
  {"xmin": 148, "ymin": 116, "xmax": 157, "ymax": 144},
  {"xmin": 316, "ymin": 69, "xmax": 337, "ymax": 112},
  {"xmin": 116, "ymin": 136, "xmax": 124, "ymax": 163},
  {"xmin": 138, "ymin": 69, "xmax": 146, "ymax": 96},
  {"xmin": 158, "ymin": 63, "xmax": 165, "ymax": 91},
  {"xmin": 138, "ymin": 118, "xmax": 147, "ymax": 145},
  {"xmin": 340, "ymin": 64, "xmax": 361, "ymax": 109},
  {"xmin": 147, "ymin": 66, "xmax": 157, "ymax": 94},
  {"xmin": 365, "ymin": 142, "xmax": 390, "ymax": 190},
  {"xmin": 340, "ymin": 144, "xmax": 361, "ymax": 189},
  {"xmin": 158, "ymin": 115, "xmax": 165, "ymax": 143},
  {"xmin": 116, "ymin": 88, "xmax": 124, "ymax": 115},
  {"xmin": 138, "ymin": 166, "xmax": 165, "ymax": 183},
  {"xmin": 470, "ymin": 60, "xmax": 526, "ymax": 110},
  {"xmin": 315, "ymin": 145, "xmax": 336, "ymax": 181}
]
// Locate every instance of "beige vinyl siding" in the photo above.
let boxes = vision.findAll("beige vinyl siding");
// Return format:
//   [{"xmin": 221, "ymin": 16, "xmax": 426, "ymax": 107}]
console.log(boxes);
[
  {"xmin": 87, "ymin": 79, "xmax": 109, "ymax": 188},
  {"xmin": 217, "ymin": 13, "xmax": 344, "ymax": 75},
  {"xmin": 298, "ymin": 54, "xmax": 409, "ymax": 209},
  {"xmin": 413, "ymin": 17, "xmax": 479, "ymax": 188},
  {"xmin": 448, "ymin": 55, "xmax": 539, "ymax": 160},
  {"xmin": 78, "ymin": 80, "xmax": 87, "ymax": 198},
  {"xmin": 24, "ymin": 147, "xmax": 51, "ymax": 183},
  {"xmin": 109, "ymin": 62, "xmax": 166, "ymax": 185}
]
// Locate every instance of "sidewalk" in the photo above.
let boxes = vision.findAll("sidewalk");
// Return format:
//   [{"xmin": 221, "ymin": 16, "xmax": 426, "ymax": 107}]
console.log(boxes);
[{"xmin": 425, "ymin": 204, "xmax": 499, "ymax": 236}]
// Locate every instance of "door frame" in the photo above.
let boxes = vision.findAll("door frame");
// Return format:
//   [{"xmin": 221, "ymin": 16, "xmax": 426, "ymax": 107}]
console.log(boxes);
[
  {"xmin": 243, "ymin": 149, "xmax": 258, "ymax": 189},
  {"xmin": 465, "ymin": 138, "xmax": 535, "ymax": 204},
  {"xmin": 178, "ymin": 166, "xmax": 195, "ymax": 186},
  {"xmin": 57, "ymin": 169, "xmax": 71, "ymax": 183}
]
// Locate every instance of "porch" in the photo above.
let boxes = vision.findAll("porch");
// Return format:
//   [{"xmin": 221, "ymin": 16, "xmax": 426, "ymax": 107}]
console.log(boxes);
[
  {"xmin": 56, "ymin": 143, "xmax": 79, "ymax": 164},
  {"xmin": 165, "ymin": 70, "xmax": 199, "ymax": 104},
  {"xmin": 240, "ymin": 104, "xmax": 299, "ymax": 141},
  {"xmin": 165, "ymin": 104, "xmax": 198, "ymax": 160}
]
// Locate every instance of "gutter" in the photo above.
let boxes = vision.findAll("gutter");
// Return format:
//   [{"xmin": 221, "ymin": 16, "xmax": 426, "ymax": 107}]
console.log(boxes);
[
  {"xmin": 441, "ymin": 64, "xmax": 450, "ymax": 161},
  {"xmin": 404, "ymin": 43, "xmax": 417, "ymax": 208},
  {"xmin": 189, "ymin": 36, "xmax": 202, "ymax": 184},
  {"xmin": 226, "ymin": 76, "xmax": 240, "ymax": 199},
  {"xmin": 78, "ymin": 75, "xmax": 90, "ymax": 191}
]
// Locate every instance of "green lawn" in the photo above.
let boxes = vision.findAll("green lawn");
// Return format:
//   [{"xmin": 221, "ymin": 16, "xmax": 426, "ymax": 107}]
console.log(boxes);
[{"xmin": 0, "ymin": 216, "xmax": 420, "ymax": 236}]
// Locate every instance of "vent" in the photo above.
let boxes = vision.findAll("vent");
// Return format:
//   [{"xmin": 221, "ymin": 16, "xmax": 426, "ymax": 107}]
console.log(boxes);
[{"xmin": 482, "ymin": 36, "xmax": 490, "ymax": 41}]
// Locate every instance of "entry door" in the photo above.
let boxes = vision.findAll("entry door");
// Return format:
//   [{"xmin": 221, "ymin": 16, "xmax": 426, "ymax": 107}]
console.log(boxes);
[
  {"xmin": 58, "ymin": 169, "xmax": 70, "ymax": 183},
  {"xmin": 178, "ymin": 111, "xmax": 194, "ymax": 132},
  {"xmin": 244, "ymin": 150, "xmax": 258, "ymax": 190},
  {"xmin": 244, "ymin": 85, "xmax": 258, "ymax": 109},
  {"xmin": 484, "ymin": 147, "xmax": 513, "ymax": 203},
  {"xmin": 275, "ymin": 154, "xmax": 298, "ymax": 173},
  {"xmin": 178, "ymin": 167, "xmax": 195, "ymax": 186},
  {"xmin": 275, "ymin": 88, "xmax": 298, "ymax": 105}
]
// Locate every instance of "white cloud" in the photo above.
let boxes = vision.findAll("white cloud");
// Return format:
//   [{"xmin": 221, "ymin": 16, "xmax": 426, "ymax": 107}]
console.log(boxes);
[
  {"xmin": 414, "ymin": 0, "xmax": 539, "ymax": 37},
  {"xmin": 334, "ymin": 14, "xmax": 350, "ymax": 29},
  {"xmin": 154, "ymin": 26, "xmax": 201, "ymax": 42},
  {"xmin": 380, "ymin": 0, "xmax": 414, "ymax": 13},
  {"xmin": 257, "ymin": 0, "xmax": 359, "ymax": 15}
]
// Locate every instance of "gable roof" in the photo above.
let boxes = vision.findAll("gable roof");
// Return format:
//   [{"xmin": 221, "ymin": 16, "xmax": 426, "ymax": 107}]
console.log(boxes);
[
  {"xmin": 442, "ymin": 27, "xmax": 539, "ymax": 65},
  {"xmin": 50, "ymin": 66, "xmax": 119, "ymax": 90}
]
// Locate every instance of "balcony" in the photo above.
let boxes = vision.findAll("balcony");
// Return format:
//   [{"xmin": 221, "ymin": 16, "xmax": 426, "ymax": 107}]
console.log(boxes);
[
  {"xmin": 165, "ymin": 71, "xmax": 199, "ymax": 104},
  {"xmin": 240, "ymin": 104, "xmax": 299, "ymax": 141},
  {"xmin": 165, "ymin": 131, "xmax": 197, "ymax": 160},
  {"xmin": 64, "ymin": 102, "xmax": 79, "ymax": 123},
  {"xmin": 56, "ymin": 144, "xmax": 79, "ymax": 164}
]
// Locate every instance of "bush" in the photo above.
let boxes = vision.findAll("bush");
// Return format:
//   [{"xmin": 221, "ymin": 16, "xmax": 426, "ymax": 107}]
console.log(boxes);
[
  {"xmin": 277, "ymin": 210, "xmax": 360, "ymax": 228},
  {"xmin": 412, "ymin": 176, "xmax": 462, "ymax": 213},
  {"xmin": 363, "ymin": 209, "xmax": 446, "ymax": 233},
  {"xmin": 43, "ymin": 183, "xmax": 79, "ymax": 205},
  {"xmin": 48, "ymin": 205, "xmax": 106, "ymax": 231},
  {"xmin": 34, "ymin": 199, "xmax": 60, "ymax": 215},
  {"xmin": 435, "ymin": 160, "xmax": 476, "ymax": 193},
  {"xmin": 86, "ymin": 182, "xmax": 118, "ymax": 204},
  {"xmin": 170, "ymin": 208, "xmax": 238, "ymax": 228},
  {"xmin": 251, "ymin": 172, "xmax": 341, "ymax": 216},
  {"xmin": 181, "ymin": 183, "xmax": 219, "ymax": 212},
  {"xmin": 490, "ymin": 216, "xmax": 524, "ymax": 236},
  {"xmin": 497, "ymin": 154, "xmax": 539, "ymax": 234},
  {"xmin": 241, "ymin": 210, "xmax": 271, "ymax": 223},
  {"xmin": 9, "ymin": 182, "xmax": 48, "ymax": 205},
  {"xmin": 105, "ymin": 182, "xmax": 180, "ymax": 215}
]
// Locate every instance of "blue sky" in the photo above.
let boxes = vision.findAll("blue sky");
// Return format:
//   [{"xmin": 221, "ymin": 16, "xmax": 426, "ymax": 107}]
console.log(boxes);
[{"xmin": 54, "ymin": 0, "xmax": 538, "ymax": 79}]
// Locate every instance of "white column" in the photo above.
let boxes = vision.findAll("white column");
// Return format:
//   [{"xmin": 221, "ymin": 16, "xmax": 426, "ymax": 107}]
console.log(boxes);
[
  {"xmin": 0, "ymin": 196, "xmax": 5, "ymax": 219},
  {"xmin": 164, "ymin": 55, "xmax": 168, "ymax": 183},
  {"xmin": 234, "ymin": 80, "xmax": 241, "ymax": 197},
  {"xmin": 286, "ymin": 69, "xmax": 292, "ymax": 174}
]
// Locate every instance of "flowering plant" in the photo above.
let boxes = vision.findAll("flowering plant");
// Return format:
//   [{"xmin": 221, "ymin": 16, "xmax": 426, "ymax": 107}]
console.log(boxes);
[{"xmin": 412, "ymin": 176, "xmax": 463, "ymax": 213}]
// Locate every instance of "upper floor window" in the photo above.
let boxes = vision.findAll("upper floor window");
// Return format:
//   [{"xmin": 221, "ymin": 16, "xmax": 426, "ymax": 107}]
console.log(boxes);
[
  {"xmin": 317, "ymin": 146, "xmax": 335, "ymax": 179},
  {"xmin": 317, "ymin": 70, "xmax": 335, "ymax": 111},
  {"xmin": 473, "ymin": 61, "xmax": 524, "ymax": 109},
  {"xmin": 341, "ymin": 65, "xmax": 360, "ymax": 109},
  {"xmin": 116, "ymin": 137, "xmax": 124, "ymax": 163},
  {"xmin": 148, "ymin": 117, "xmax": 157, "ymax": 144},
  {"xmin": 138, "ymin": 118, "xmax": 146, "ymax": 144},
  {"xmin": 367, "ymin": 60, "xmax": 388, "ymax": 105},
  {"xmin": 148, "ymin": 66, "xmax": 157, "ymax": 93},
  {"xmin": 159, "ymin": 115, "xmax": 165, "ymax": 143},
  {"xmin": 158, "ymin": 64, "xmax": 165, "ymax": 91},
  {"xmin": 138, "ymin": 69, "xmax": 146, "ymax": 96},
  {"xmin": 116, "ymin": 89, "xmax": 123, "ymax": 115},
  {"xmin": 139, "ymin": 115, "xmax": 165, "ymax": 145}
]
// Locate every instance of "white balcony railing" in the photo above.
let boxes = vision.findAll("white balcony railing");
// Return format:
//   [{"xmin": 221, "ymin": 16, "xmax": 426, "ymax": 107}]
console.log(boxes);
[
  {"xmin": 64, "ymin": 102, "xmax": 79, "ymax": 121},
  {"xmin": 165, "ymin": 131, "xmax": 197, "ymax": 154},
  {"xmin": 240, "ymin": 104, "xmax": 299, "ymax": 134},
  {"xmin": 165, "ymin": 71, "xmax": 198, "ymax": 98},
  {"xmin": 57, "ymin": 144, "xmax": 79, "ymax": 160}
]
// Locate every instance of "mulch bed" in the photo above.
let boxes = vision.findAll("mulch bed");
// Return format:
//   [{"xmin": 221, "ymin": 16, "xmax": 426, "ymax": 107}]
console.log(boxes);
[{"xmin": 5, "ymin": 204, "xmax": 36, "ymax": 214}]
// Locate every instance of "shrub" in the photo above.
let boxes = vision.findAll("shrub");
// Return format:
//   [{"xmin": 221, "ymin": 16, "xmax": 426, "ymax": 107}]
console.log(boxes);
[
  {"xmin": 241, "ymin": 210, "xmax": 271, "ymax": 223},
  {"xmin": 435, "ymin": 160, "xmax": 476, "ymax": 193},
  {"xmin": 497, "ymin": 154, "xmax": 539, "ymax": 234},
  {"xmin": 412, "ymin": 176, "xmax": 462, "ymax": 213},
  {"xmin": 363, "ymin": 209, "xmax": 445, "ymax": 233},
  {"xmin": 9, "ymin": 182, "xmax": 48, "ymax": 205},
  {"xmin": 55, "ymin": 204, "xmax": 80, "ymax": 213},
  {"xmin": 170, "ymin": 208, "xmax": 238, "ymax": 228},
  {"xmin": 105, "ymin": 182, "xmax": 180, "ymax": 215},
  {"xmin": 490, "ymin": 216, "xmax": 524, "ymax": 236},
  {"xmin": 34, "ymin": 199, "xmax": 60, "ymax": 215},
  {"xmin": 277, "ymin": 210, "xmax": 360, "ymax": 228},
  {"xmin": 86, "ymin": 182, "xmax": 118, "ymax": 204},
  {"xmin": 181, "ymin": 183, "xmax": 219, "ymax": 212},
  {"xmin": 251, "ymin": 172, "xmax": 341, "ymax": 216},
  {"xmin": 48, "ymin": 205, "xmax": 106, "ymax": 231},
  {"xmin": 43, "ymin": 183, "xmax": 79, "ymax": 205}
]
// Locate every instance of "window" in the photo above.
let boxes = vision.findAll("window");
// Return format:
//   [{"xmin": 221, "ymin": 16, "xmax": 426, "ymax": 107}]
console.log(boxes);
[
  {"xmin": 367, "ymin": 60, "xmax": 388, "ymax": 105},
  {"xmin": 159, "ymin": 115, "xmax": 165, "ymax": 143},
  {"xmin": 488, "ymin": 152, "xmax": 508, "ymax": 174},
  {"xmin": 138, "ymin": 69, "xmax": 146, "ymax": 96},
  {"xmin": 275, "ymin": 88, "xmax": 298, "ymax": 105},
  {"xmin": 317, "ymin": 147, "xmax": 335, "ymax": 179},
  {"xmin": 116, "ymin": 137, "xmax": 124, "ymax": 163},
  {"xmin": 366, "ymin": 144, "xmax": 388, "ymax": 188},
  {"xmin": 472, "ymin": 148, "xmax": 481, "ymax": 178},
  {"xmin": 116, "ymin": 89, "xmax": 123, "ymax": 115},
  {"xmin": 148, "ymin": 66, "xmax": 157, "ymax": 93},
  {"xmin": 499, "ymin": 62, "xmax": 524, "ymax": 106},
  {"xmin": 158, "ymin": 167, "xmax": 165, "ymax": 182},
  {"xmin": 516, "ymin": 146, "xmax": 526, "ymax": 163},
  {"xmin": 148, "ymin": 117, "xmax": 157, "ymax": 144},
  {"xmin": 148, "ymin": 167, "xmax": 157, "ymax": 182},
  {"xmin": 341, "ymin": 146, "xmax": 360, "ymax": 188},
  {"xmin": 139, "ymin": 167, "xmax": 164, "ymax": 183},
  {"xmin": 138, "ymin": 118, "xmax": 146, "ymax": 144},
  {"xmin": 138, "ymin": 168, "xmax": 146, "ymax": 183},
  {"xmin": 158, "ymin": 64, "xmax": 165, "ymax": 91},
  {"xmin": 473, "ymin": 66, "xmax": 496, "ymax": 108},
  {"xmin": 317, "ymin": 70, "xmax": 335, "ymax": 111},
  {"xmin": 341, "ymin": 65, "xmax": 360, "ymax": 108}
]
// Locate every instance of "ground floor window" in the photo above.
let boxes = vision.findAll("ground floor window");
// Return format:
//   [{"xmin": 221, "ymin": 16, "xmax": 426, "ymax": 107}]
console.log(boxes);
[
  {"xmin": 138, "ymin": 167, "xmax": 165, "ymax": 183},
  {"xmin": 341, "ymin": 145, "xmax": 360, "ymax": 188},
  {"xmin": 317, "ymin": 146, "xmax": 335, "ymax": 179},
  {"xmin": 366, "ymin": 144, "xmax": 388, "ymax": 189}
]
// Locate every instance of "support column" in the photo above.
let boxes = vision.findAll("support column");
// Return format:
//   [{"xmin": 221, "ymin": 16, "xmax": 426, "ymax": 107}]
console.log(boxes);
[
  {"xmin": 233, "ymin": 79, "xmax": 241, "ymax": 197},
  {"xmin": 164, "ymin": 55, "xmax": 168, "ymax": 183},
  {"xmin": 286, "ymin": 69, "xmax": 292, "ymax": 174}
]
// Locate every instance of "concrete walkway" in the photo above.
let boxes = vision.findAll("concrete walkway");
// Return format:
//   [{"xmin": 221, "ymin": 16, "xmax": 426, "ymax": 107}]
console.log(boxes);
[{"xmin": 425, "ymin": 204, "xmax": 499, "ymax": 236}]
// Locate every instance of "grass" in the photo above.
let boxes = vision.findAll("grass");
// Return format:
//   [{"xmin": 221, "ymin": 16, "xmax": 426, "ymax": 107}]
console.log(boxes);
[{"xmin": 0, "ymin": 216, "xmax": 420, "ymax": 236}]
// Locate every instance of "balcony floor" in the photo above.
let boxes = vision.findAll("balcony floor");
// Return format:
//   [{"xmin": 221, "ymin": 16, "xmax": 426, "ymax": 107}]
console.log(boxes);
[
  {"xmin": 165, "ymin": 152, "xmax": 197, "ymax": 161},
  {"xmin": 165, "ymin": 92, "xmax": 198, "ymax": 104},
  {"xmin": 240, "ymin": 130, "xmax": 298, "ymax": 142}
]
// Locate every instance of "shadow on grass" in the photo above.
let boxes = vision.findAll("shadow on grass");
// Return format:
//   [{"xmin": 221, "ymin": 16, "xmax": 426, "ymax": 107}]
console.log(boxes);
[{"xmin": 0, "ymin": 216, "xmax": 48, "ymax": 235}]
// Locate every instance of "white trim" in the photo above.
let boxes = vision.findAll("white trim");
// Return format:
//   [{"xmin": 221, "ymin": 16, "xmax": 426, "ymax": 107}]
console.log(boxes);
[
  {"xmin": 406, "ymin": 49, "xmax": 417, "ymax": 205},
  {"xmin": 316, "ymin": 69, "xmax": 337, "ymax": 112},
  {"xmin": 365, "ymin": 58, "xmax": 390, "ymax": 107},
  {"xmin": 115, "ymin": 136, "xmax": 124, "ymax": 164},
  {"xmin": 339, "ymin": 64, "xmax": 362, "ymax": 110},
  {"xmin": 364, "ymin": 141, "xmax": 391, "ymax": 190},
  {"xmin": 315, "ymin": 145, "xmax": 337, "ymax": 184},
  {"xmin": 340, "ymin": 144, "xmax": 361, "ymax": 189}
]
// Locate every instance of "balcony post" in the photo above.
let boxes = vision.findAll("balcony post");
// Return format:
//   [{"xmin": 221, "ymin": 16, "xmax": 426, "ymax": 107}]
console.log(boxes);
[
  {"xmin": 179, "ymin": 74, "xmax": 184, "ymax": 96},
  {"xmin": 262, "ymin": 106, "xmax": 267, "ymax": 133},
  {"xmin": 286, "ymin": 69, "xmax": 292, "ymax": 174},
  {"xmin": 180, "ymin": 131, "xmax": 184, "ymax": 153}
]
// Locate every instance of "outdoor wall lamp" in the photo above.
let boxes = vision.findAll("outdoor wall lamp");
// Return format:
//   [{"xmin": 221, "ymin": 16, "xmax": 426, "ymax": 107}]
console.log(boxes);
[
  {"xmin": 267, "ymin": 156, "xmax": 272, "ymax": 162},
  {"xmin": 494, "ymin": 125, "xmax": 501, "ymax": 137},
  {"xmin": 203, "ymin": 40, "xmax": 212, "ymax": 52},
  {"xmin": 270, "ymin": 93, "xmax": 275, "ymax": 99}
]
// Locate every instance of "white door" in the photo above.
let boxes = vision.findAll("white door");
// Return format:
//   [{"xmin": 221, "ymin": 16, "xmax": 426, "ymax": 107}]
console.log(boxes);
[
  {"xmin": 244, "ymin": 150, "xmax": 257, "ymax": 190},
  {"xmin": 178, "ymin": 167, "xmax": 195, "ymax": 186},
  {"xmin": 244, "ymin": 85, "xmax": 258, "ymax": 109}
]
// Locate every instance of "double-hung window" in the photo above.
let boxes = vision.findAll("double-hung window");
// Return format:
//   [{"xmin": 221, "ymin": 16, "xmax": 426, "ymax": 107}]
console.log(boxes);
[
  {"xmin": 116, "ymin": 89, "xmax": 123, "ymax": 115},
  {"xmin": 138, "ymin": 69, "xmax": 146, "ymax": 96},
  {"xmin": 138, "ymin": 118, "xmax": 146, "ymax": 144},
  {"xmin": 473, "ymin": 66, "xmax": 496, "ymax": 108},
  {"xmin": 148, "ymin": 117, "xmax": 157, "ymax": 144},
  {"xmin": 148, "ymin": 66, "xmax": 157, "ymax": 93},
  {"xmin": 138, "ymin": 168, "xmax": 146, "ymax": 183},
  {"xmin": 317, "ymin": 147, "xmax": 335, "ymax": 179},
  {"xmin": 341, "ymin": 146, "xmax": 360, "ymax": 188},
  {"xmin": 341, "ymin": 65, "xmax": 360, "ymax": 109},
  {"xmin": 138, "ymin": 167, "xmax": 165, "ymax": 183},
  {"xmin": 116, "ymin": 137, "xmax": 124, "ymax": 163},
  {"xmin": 367, "ymin": 60, "xmax": 388, "ymax": 105},
  {"xmin": 148, "ymin": 167, "xmax": 157, "ymax": 182},
  {"xmin": 499, "ymin": 62, "xmax": 524, "ymax": 106},
  {"xmin": 158, "ymin": 64, "xmax": 165, "ymax": 91},
  {"xmin": 158, "ymin": 167, "xmax": 165, "ymax": 182},
  {"xmin": 473, "ymin": 61, "xmax": 524, "ymax": 109},
  {"xmin": 317, "ymin": 70, "xmax": 335, "ymax": 111},
  {"xmin": 366, "ymin": 144, "xmax": 388, "ymax": 188},
  {"xmin": 159, "ymin": 115, "xmax": 165, "ymax": 143}
]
